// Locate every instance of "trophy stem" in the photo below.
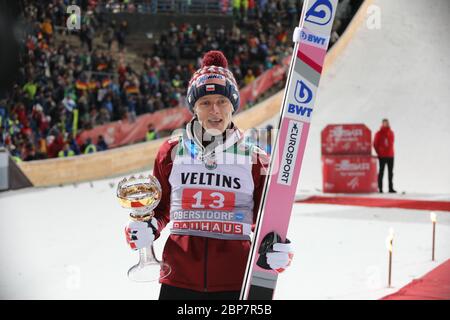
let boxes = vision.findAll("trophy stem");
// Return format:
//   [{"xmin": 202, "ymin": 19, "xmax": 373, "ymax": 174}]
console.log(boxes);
[
  {"xmin": 128, "ymin": 244, "xmax": 171, "ymax": 282},
  {"xmin": 150, "ymin": 246, "xmax": 160, "ymax": 263},
  {"xmin": 138, "ymin": 245, "xmax": 158, "ymax": 264}
]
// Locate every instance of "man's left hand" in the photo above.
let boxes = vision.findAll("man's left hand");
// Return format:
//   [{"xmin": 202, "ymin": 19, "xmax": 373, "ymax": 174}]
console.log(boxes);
[{"xmin": 266, "ymin": 241, "xmax": 294, "ymax": 273}]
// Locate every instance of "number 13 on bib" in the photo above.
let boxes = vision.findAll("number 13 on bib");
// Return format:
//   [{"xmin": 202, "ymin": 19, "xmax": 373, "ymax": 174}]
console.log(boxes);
[{"xmin": 240, "ymin": 0, "xmax": 338, "ymax": 300}]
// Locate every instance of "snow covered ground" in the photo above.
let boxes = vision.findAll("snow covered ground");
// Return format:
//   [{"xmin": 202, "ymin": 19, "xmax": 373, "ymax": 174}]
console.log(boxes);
[
  {"xmin": 0, "ymin": 177, "xmax": 449, "ymax": 299},
  {"xmin": 276, "ymin": 202, "xmax": 450, "ymax": 300}
]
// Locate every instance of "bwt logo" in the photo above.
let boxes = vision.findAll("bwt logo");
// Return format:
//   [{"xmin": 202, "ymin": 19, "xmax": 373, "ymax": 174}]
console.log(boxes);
[
  {"xmin": 66, "ymin": 5, "xmax": 81, "ymax": 31},
  {"xmin": 301, "ymin": 30, "xmax": 327, "ymax": 46},
  {"xmin": 294, "ymin": 80, "xmax": 313, "ymax": 104},
  {"xmin": 305, "ymin": 0, "xmax": 333, "ymax": 26},
  {"xmin": 287, "ymin": 80, "xmax": 313, "ymax": 118},
  {"xmin": 288, "ymin": 104, "xmax": 313, "ymax": 118}
]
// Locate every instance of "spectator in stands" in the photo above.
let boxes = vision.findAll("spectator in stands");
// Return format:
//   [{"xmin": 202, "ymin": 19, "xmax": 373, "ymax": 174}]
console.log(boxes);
[
  {"xmin": 24, "ymin": 143, "xmax": 37, "ymax": 161},
  {"xmin": 58, "ymin": 142, "xmax": 75, "ymax": 158},
  {"xmin": 241, "ymin": 0, "xmax": 249, "ymax": 20},
  {"xmin": 67, "ymin": 133, "xmax": 81, "ymax": 155},
  {"xmin": 115, "ymin": 20, "xmax": 128, "ymax": 51},
  {"xmin": 47, "ymin": 132, "xmax": 64, "ymax": 158},
  {"xmin": 127, "ymin": 94, "xmax": 137, "ymax": 123},
  {"xmin": 248, "ymin": 0, "xmax": 256, "ymax": 19},
  {"xmin": 104, "ymin": 21, "xmax": 115, "ymax": 50},
  {"xmin": 146, "ymin": 123, "xmax": 159, "ymax": 141},
  {"xmin": 9, "ymin": 145, "xmax": 22, "ymax": 163},
  {"xmin": 79, "ymin": 24, "xmax": 94, "ymax": 52},
  {"xmin": 260, "ymin": 124, "xmax": 273, "ymax": 155},
  {"xmin": 245, "ymin": 128, "xmax": 259, "ymax": 145},
  {"xmin": 97, "ymin": 135, "xmax": 108, "ymax": 151},
  {"xmin": 2, "ymin": 0, "xmax": 357, "ymax": 162},
  {"xmin": 244, "ymin": 69, "xmax": 256, "ymax": 86},
  {"xmin": 0, "ymin": 127, "xmax": 5, "ymax": 146},
  {"xmin": 98, "ymin": 107, "xmax": 111, "ymax": 125},
  {"xmin": 233, "ymin": 0, "xmax": 241, "ymax": 19},
  {"xmin": 83, "ymin": 137, "xmax": 97, "ymax": 154},
  {"xmin": 330, "ymin": 18, "xmax": 342, "ymax": 46}
]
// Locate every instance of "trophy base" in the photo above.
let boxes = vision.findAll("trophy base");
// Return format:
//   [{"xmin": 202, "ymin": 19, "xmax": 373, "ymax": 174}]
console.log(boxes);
[{"xmin": 127, "ymin": 262, "xmax": 172, "ymax": 283}]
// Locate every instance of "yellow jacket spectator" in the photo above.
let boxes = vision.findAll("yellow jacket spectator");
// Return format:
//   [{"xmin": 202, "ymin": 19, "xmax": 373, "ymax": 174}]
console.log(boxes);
[
  {"xmin": 172, "ymin": 75, "xmax": 182, "ymax": 88},
  {"xmin": 244, "ymin": 69, "xmax": 255, "ymax": 86},
  {"xmin": 84, "ymin": 138, "xmax": 97, "ymax": 154},
  {"xmin": 8, "ymin": 118, "xmax": 20, "ymax": 135},
  {"xmin": 146, "ymin": 131, "xmax": 157, "ymax": 141},
  {"xmin": 12, "ymin": 156, "xmax": 22, "ymax": 163},
  {"xmin": 146, "ymin": 124, "xmax": 159, "ymax": 141},
  {"xmin": 23, "ymin": 82, "xmax": 37, "ymax": 100},
  {"xmin": 58, "ymin": 144, "xmax": 75, "ymax": 157}
]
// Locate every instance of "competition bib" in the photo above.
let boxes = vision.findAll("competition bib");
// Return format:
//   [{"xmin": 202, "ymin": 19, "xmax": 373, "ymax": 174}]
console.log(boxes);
[{"xmin": 168, "ymin": 126, "xmax": 256, "ymax": 240}]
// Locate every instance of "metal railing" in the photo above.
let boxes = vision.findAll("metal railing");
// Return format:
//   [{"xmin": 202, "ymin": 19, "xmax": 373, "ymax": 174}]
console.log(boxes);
[{"xmin": 99, "ymin": 0, "xmax": 232, "ymax": 15}]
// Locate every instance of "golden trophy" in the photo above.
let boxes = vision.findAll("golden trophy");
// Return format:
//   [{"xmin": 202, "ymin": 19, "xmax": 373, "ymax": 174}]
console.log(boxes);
[{"xmin": 117, "ymin": 174, "xmax": 171, "ymax": 282}]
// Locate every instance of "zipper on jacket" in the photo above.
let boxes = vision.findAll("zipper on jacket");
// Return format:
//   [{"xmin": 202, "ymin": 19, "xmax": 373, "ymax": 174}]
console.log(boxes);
[{"xmin": 204, "ymin": 237, "xmax": 208, "ymax": 292}]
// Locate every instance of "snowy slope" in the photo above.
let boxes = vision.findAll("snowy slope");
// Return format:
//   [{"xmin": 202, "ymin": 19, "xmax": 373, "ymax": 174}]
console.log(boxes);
[
  {"xmin": 1, "ymin": 178, "xmax": 449, "ymax": 299},
  {"xmin": 263, "ymin": 0, "xmax": 450, "ymax": 194}
]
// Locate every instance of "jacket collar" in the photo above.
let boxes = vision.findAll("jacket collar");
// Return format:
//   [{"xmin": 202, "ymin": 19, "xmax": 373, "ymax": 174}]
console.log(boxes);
[{"xmin": 185, "ymin": 118, "xmax": 241, "ymax": 161}]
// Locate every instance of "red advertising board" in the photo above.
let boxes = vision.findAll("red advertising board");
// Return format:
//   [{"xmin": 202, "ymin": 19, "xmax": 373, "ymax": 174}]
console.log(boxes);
[
  {"xmin": 322, "ymin": 155, "xmax": 378, "ymax": 193},
  {"xmin": 321, "ymin": 124, "xmax": 372, "ymax": 155},
  {"xmin": 78, "ymin": 107, "xmax": 192, "ymax": 148}
]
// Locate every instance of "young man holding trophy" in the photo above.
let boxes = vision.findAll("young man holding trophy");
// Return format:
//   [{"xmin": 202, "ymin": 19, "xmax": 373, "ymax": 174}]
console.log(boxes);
[{"xmin": 122, "ymin": 51, "xmax": 294, "ymax": 299}]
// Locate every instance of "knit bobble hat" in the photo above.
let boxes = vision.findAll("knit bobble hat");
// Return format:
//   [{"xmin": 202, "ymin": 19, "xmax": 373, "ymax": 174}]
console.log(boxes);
[{"xmin": 187, "ymin": 50, "xmax": 240, "ymax": 113}]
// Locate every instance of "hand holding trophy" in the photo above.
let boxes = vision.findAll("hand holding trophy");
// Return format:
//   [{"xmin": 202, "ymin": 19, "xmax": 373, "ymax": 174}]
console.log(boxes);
[{"xmin": 117, "ymin": 174, "xmax": 171, "ymax": 282}]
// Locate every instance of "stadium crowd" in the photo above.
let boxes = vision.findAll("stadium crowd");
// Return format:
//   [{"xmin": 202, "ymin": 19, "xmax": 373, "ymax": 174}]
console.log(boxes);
[{"xmin": 0, "ymin": 0, "xmax": 360, "ymax": 162}]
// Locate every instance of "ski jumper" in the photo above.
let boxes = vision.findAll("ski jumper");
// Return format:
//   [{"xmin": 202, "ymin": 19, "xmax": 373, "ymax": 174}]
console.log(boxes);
[{"xmin": 152, "ymin": 120, "xmax": 268, "ymax": 292}]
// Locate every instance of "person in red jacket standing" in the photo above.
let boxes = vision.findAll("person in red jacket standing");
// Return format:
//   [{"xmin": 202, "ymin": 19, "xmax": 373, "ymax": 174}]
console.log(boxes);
[
  {"xmin": 124, "ymin": 51, "xmax": 294, "ymax": 300},
  {"xmin": 373, "ymin": 119, "xmax": 396, "ymax": 193}
]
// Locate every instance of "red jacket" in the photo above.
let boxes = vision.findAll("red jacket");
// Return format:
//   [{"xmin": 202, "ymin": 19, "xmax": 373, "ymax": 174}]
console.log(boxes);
[
  {"xmin": 374, "ymin": 126, "xmax": 395, "ymax": 158},
  {"xmin": 152, "ymin": 136, "xmax": 268, "ymax": 292}
]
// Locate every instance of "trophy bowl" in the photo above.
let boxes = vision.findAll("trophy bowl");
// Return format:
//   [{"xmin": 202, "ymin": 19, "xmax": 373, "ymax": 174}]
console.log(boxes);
[
  {"xmin": 117, "ymin": 174, "xmax": 171, "ymax": 282},
  {"xmin": 117, "ymin": 174, "xmax": 162, "ymax": 218}
]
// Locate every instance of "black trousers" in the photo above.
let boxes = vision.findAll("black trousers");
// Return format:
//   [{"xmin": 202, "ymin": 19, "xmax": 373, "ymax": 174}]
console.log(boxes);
[
  {"xmin": 378, "ymin": 157, "xmax": 394, "ymax": 191},
  {"xmin": 159, "ymin": 284, "xmax": 240, "ymax": 300}
]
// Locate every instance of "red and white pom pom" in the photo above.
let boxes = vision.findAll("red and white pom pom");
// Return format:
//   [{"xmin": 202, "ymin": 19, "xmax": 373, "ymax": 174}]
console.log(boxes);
[{"xmin": 201, "ymin": 50, "xmax": 228, "ymax": 68}]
